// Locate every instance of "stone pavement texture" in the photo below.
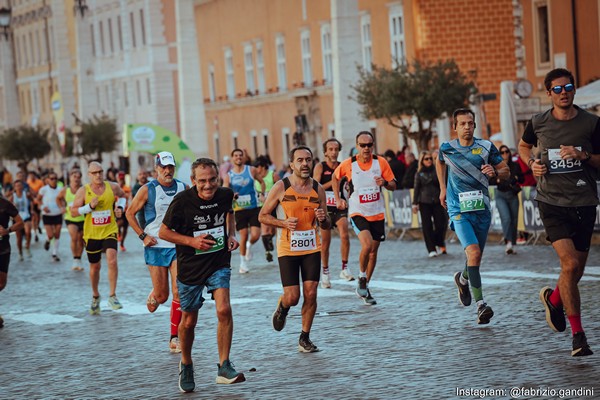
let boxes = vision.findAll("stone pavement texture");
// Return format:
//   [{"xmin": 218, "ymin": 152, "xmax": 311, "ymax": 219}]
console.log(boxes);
[{"xmin": 1, "ymin": 231, "xmax": 599, "ymax": 399}]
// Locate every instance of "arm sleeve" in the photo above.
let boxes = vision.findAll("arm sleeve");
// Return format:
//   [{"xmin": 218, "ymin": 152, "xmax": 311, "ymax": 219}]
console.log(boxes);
[{"xmin": 521, "ymin": 120, "xmax": 537, "ymax": 145}]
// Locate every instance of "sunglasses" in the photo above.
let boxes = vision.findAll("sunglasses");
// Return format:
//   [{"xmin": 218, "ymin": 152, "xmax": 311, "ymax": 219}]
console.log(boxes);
[
  {"xmin": 49, "ymin": 177, "xmax": 57, "ymax": 180},
  {"xmin": 500, "ymin": 150, "xmax": 510, "ymax": 154},
  {"xmin": 89, "ymin": 170, "xmax": 103, "ymax": 175},
  {"xmin": 550, "ymin": 83, "xmax": 574, "ymax": 94},
  {"xmin": 358, "ymin": 143, "xmax": 374, "ymax": 148},
  {"xmin": 423, "ymin": 157, "xmax": 433, "ymax": 161}
]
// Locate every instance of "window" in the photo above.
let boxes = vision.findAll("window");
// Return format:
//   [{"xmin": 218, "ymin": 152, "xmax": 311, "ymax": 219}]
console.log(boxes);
[
  {"xmin": 282, "ymin": 128, "xmax": 291, "ymax": 163},
  {"xmin": 232, "ymin": 131, "xmax": 239, "ymax": 149},
  {"xmin": 32, "ymin": 88, "xmax": 38, "ymax": 116},
  {"xmin": 224, "ymin": 48, "xmax": 235, "ymax": 100},
  {"xmin": 208, "ymin": 64, "xmax": 216, "ymax": 102},
  {"xmin": 389, "ymin": 5, "xmax": 406, "ymax": 67},
  {"xmin": 28, "ymin": 32, "xmax": 34, "ymax": 66},
  {"xmin": 250, "ymin": 130, "xmax": 258, "ymax": 158},
  {"xmin": 146, "ymin": 78, "xmax": 151, "ymax": 104},
  {"xmin": 534, "ymin": 2, "xmax": 551, "ymax": 66},
  {"xmin": 301, "ymin": 30, "xmax": 312, "ymax": 87},
  {"xmin": 130, "ymin": 12, "xmax": 136, "ymax": 48},
  {"xmin": 35, "ymin": 30, "xmax": 41, "ymax": 65},
  {"xmin": 276, "ymin": 36, "xmax": 287, "ymax": 91},
  {"xmin": 256, "ymin": 42, "xmax": 265, "ymax": 94},
  {"xmin": 40, "ymin": 86, "xmax": 45, "ymax": 112},
  {"xmin": 90, "ymin": 24, "xmax": 96, "ymax": 57},
  {"xmin": 321, "ymin": 24, "xmax": 332, "ymax": 85},
  {"xmin": 213, "ymin": 133, "xmax": 221, "ymax": 163},
  {"xmin": 99, "ymin": 20, "xmax": 105, "ymax": 55},
  {"xmin": 108, "ymin": 18, "xmax": 114, "ymax": 53},
  {"xmin": 123, "ymin": 81, "xmax": 129, "ymax": 107},
  {"xmin": 117, "ymin": 16, "xmax": 123, "ymax": 51},
  {"xmin": 262, "ymin": 129, "xmax": 269, "ymax": 154},
  {"xmin": 244, "ymin": 44, "xmax": 255, "ymax": 93},
  {"xmin": 139, "ymin": 9, "xmax": 146, "ymax": 46},
  {"xmin": 15, "ymin": 36, "xmax": 21, "ymax": 67},
  {"xmin": 136, "ymin": 80, "xmax": 141, "ymax": 106},
  {"xmin": 105, "ymin": 85, "xmax": 110, "ymax": 112},
  {"xmin": 361, "ymin": 14, "xmax": 372, "ymax": 72},
  {"xmin": 21, "ymin": 34, "xmax": 28, "ymax": 67}
]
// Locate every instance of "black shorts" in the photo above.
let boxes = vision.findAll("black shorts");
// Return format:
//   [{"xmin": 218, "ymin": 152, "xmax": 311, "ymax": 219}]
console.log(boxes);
[
  {"xmin": 42, "ymin": 215, "xmax": 63, "ymax": 226},
  {"xmin": 350, "ymin": 216, "xmax": 386, "ymax": 242},
  {"xmin": 327, "ymin": 207, "xmax": 348, "ymax": 227},
  {"xmin": 537, "ymin": 201, "xmax": 596, "ymax": 252},
  {"xmin": 234, "ymin": 208, "xmax": 261, "ymax": 231},
  {"xmin": 65, "ymin": 220, "xmax": 84, "ymax": 232},
  {"xmin": 0, "ymin": 253, "xmax": 9, "ymax": 274},
  {"xmin": 278, "ymin": 252, "xmax": 321, "ymax": 287},
  {"xmin": 85, "ymin": 234, "xmax": 118, "ymax": 263}
]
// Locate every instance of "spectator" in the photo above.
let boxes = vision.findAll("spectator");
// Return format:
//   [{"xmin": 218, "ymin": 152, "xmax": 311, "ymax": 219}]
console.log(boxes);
[
  {"xmin": 402, "ymin": 152, "xmax": 418, "ymax": 189},
  {"xmin": 384, "ymin": 150, "xmax": 406, "ymax": 189}
]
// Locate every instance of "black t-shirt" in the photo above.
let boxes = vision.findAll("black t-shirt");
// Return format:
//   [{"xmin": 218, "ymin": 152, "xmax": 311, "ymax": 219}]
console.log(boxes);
[
  {"xmin": 162, "ymin": 186, "xmax": 234, "ymax": 286},
  {"xmin": 0, "ymin": 197, "xmax": 19, "ymax": 255}
]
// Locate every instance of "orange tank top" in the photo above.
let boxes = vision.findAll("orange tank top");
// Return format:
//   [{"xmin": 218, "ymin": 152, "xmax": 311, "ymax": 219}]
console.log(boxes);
[{"xmin": 276, "ymin": 178, "xmax": 322, "ymax": 257}]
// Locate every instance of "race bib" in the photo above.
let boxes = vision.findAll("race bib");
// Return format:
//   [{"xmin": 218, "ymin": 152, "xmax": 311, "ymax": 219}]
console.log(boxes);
[
  {"xmin": 193, "ymin": 226, "xmax": 225, "ymax": 255},
  {"xmin": 290, "ymin": 229, "xmax": 317, "ymax": 252},
  {"xmin": 325, "ymin": 191, "xmax": 337, "ymax": 207},
  {"xmin": 459, "ymin": 191, "xmax": 485, "ymax": 213},
  {"xmin": 236, "ymin": 194, "xmax": 252, "ymax": 208},
  {"xmin": 91, "ymin": 210, "xmax": 111, "ymax": 225},
  {"xmin": 358, "ymin": 187, "xmax": 380, "ymax": 204},
  {"xmin": 548, "ymin": 148, "xmax": 583, "ymax": 174}
]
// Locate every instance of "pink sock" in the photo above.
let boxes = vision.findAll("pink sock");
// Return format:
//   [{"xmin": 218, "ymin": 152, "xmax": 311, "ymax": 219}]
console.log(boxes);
[
  {"xmin": 549, "ymin": 285, "xmax": 562, "ymax": 308},
  {"xmin": 171, "ymin": 300, "xmax": 182, "ymax": 337}
]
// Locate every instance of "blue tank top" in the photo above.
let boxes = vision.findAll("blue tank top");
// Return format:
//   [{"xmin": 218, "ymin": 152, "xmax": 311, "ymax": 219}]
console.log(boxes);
[{"xmin": 228, "ymin": 165, "xmax": 259, "ymax": 211}]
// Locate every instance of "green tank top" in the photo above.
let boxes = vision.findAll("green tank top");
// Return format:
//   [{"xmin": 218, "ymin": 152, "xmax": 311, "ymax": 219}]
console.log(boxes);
[
  {"xmin": 65, "ymin": 186, "xmax": 85, "ymax": 222},
  {"xmin": 255, "ymin": 170, "xmax": 275, "ymax": 206}
]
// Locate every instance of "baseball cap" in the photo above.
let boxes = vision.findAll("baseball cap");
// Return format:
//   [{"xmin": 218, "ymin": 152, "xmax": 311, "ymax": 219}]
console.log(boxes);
[{"xmin": 155, "ymin": 151, "xmax": 176, "ymax": 167}]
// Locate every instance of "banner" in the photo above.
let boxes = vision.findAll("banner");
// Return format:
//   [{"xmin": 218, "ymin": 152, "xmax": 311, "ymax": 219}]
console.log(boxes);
[
  {"xmin": 123, "ymin": 123, "xmax": 196, "ymax": 185},
  {"xmin": 385, "ymin": 189, "xmax": 419, "ymax": 229},
  {"xmin": 51, "ymin": 92, "xmax": 65, "ymax": 154}
]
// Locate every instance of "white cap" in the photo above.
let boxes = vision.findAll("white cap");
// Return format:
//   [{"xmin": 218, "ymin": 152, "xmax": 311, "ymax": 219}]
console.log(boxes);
[{"xmin": 155, "ymin": 151, "xmax": 176, "ymax": 167}]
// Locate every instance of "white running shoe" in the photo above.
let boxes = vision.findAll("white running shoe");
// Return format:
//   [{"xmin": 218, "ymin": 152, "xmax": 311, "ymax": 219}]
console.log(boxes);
[
  {"xmin": 239, "ymin": 264, "xmax": 249, "ymax": 274},
  {"xmin": 244, "ymin": 241, "xmax": 253, "ymax": 261},
  {"xmin": 169, "ymin": 337, "xmax": 182, "ymax": 353},
  {"xmin": 428, "ymin": 251, "xmax": 438, "ymax": 258},
  {"xmin": 505, "ymin": 242, "xmax": 514, "ymax": 254},
  {"xmin": 339, "ymin": 268, "xmax": 355, "ymax": 281},
  {"xmin": 321, "ymin": 272, "xmax": 331, "ymax": 289}
]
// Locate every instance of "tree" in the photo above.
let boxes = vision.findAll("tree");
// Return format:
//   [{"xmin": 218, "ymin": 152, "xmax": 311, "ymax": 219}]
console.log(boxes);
[
  {"xmin": 74, "ymin": 114, "xmax": 120, "ymax": 162},
  {"xmin": 0, "ymin": 125, "xmax": 52, "ymax": 171},
  {"xmin": 352, "ymin": 59, "xmax": 475, "ymax": 151}
]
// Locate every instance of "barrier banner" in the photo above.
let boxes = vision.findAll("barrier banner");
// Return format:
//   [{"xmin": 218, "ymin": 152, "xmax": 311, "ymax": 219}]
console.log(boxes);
[{"xmin": 386, "ymin": 189, "xmax": 418, "ymax": 229}]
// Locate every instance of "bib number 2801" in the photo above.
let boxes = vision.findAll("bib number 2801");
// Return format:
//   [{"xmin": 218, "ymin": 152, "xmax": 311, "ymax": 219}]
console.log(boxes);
[{"xmin": 290, "ymin": 229, "xmax": 317, "ymax": 252}]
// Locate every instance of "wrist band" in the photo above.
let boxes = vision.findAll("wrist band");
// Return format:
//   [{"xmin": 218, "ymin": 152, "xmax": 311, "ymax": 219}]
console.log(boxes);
[{"xmin": 78, "ymin": 203, "xmax": 93, "ymax": 215}]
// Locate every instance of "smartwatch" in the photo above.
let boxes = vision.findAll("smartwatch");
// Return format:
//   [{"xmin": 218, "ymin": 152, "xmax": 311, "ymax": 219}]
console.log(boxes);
[{"xmin": 139, "ymin": 232, "xmax": 147, "ymax": 241}]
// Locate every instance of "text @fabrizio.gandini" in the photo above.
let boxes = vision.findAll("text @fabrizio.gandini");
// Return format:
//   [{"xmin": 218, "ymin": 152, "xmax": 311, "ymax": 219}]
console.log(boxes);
[{"xmin": 455, "ymin": 386, "xmax": 594, "ymax": 399}]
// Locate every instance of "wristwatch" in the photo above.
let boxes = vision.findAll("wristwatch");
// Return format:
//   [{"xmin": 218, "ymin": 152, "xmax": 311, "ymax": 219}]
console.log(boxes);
[
  {"xmin": 583, "ymin": 151, "xmax": 591, "ymax": 162},
  {"xmin": 139, "ymin": 232, "xmax": 147, "ymax": 241}
]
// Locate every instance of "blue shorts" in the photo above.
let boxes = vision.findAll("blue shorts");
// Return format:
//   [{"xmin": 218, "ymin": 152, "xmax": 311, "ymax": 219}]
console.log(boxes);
[
  {"xmin": 177, "ymin": 268, "xmax": 231, "ymax": 312},
  {"xmin": 144, "ymin": 247, "xmax": 177, "ymax": 267},
  {"xmin": 450, "ymin": 211, "xmax": 491, "ymax": 251}
]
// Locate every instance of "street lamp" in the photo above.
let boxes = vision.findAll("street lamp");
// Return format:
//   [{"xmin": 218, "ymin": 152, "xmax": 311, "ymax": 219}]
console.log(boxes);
[
  {"xmin": 0, "ymin": 7, "xmax": 11, "ymax": 40},
  {"xmin": 72, "ymin": 124, "xmax": 83, "ymax": 157},
  {"xmin": 73, "ymin": 0, "xmax": 88, "ymax": 18}
]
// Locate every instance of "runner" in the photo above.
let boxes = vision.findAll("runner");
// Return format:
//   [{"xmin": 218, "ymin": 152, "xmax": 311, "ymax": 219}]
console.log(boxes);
[
  {"xmin": 57, "ymin": 169, "xmax": 85, "ymax": 271},
  {"xmin": 126, "ymin": 151, "xmax": 188, "ymax": 354},
  {"xmin": 116, "ymin": 171, "xmax": 131, "ymax": 252},
  {"xmin": 331, "ymin": 131, "xmax": 396, "ymax": 305},
  {"xmin": 36, "ymin": 172, "xmax": 64, "ymax": 262},
  {"xmin": 158, "ymin": 157, "xmax": 245, "ymax": 392},
  {"xmin": 313, "ymin": 138, "xmax": 353, "ymax": 288},
  {"xmin": 259, "ymin": 146, "xmax": 330, "ymax": 353},
  {"xmin": 437, "ymin": 108, "xmax": 508, "ymax": 325},
  {"xmin": 254, "ymin": 156, "xmax": 279, "ymax": 262},
  {"xmin": 223, "ymin": 148, "xmax": 265, "ymax": 273},
  {"xmin": 26, "ymin": 171, "xmax": 44, "ymax": 242},
  {"xmin": 0, "ymin": 196, "xmax": 24, "ymax": 328},
  {"xmin": 71, "ymin": 162, "xmax": 128, "ymax": 315},
  {"xmin": 10, "ymin": 180, "xmax": 32, "ymax": 261},
  {"xmin": 518, "ymin": 68, "xmax": 600, "ymax": 357}
]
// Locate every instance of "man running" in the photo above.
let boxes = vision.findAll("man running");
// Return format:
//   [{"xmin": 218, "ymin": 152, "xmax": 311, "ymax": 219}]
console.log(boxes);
[
  {"xmin": 57, "ymin": 169, "xmax": 85, "ymax": 271},
  {"xmin": 36, "ymin": 172, "xmax": 64, "ymax": 262},
  {"xmin": 0, "ymin": 196, "xmax": 24, "ymax": 328},
  {"xmin": 159, "ymin": 158, "xmax": 245, "ymax": 392},
  {"xmin": 116, "ymin": 171, "xmax": 131, "ymax": 252},
  {"xmin": 313, "ymin": 138, "xmax": 353, "ymax": 288},
  {"xmin": 260, "ymin": 146, "xmax": 330, "ymax": 353},
  {"xmin": 254, "ymin": 156, "xmax": 279, "ymax": 262},
  {"xmin": 10, "ymin": 180, "xmax": 32, "ymax": 261},
  {"xmin": 437, "ymin": 108, "xmax": 508, "ymax": 325},
  {"xmin": 332, "ymin": 132, "xmax": 396, "ymax": 305},
  {"xmin": 71, "ymin": 162, "xmax": 128, "ymax": 314},
  {"xmin": 223, "ymin": 148, "xmax": 265, "ymax": 273},
  {"xmin": 518, "ymin": 68, "xmax": 600, "ymax": 357},
  {"xmin": 126, "ymin": 151, "xmax": 188, "ymax": 354}
]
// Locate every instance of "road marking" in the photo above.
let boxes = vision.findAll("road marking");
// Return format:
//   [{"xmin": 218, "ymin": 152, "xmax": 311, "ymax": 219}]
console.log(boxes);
[
  {"xmin": 9, "ymin": 313, "xmax": 83, "ymax": 325},
  {"xmin": 396, "ymin": 274, "xmax": 514, "ymax": 285},
  {"xmin": 485, "ymin": 270, "xmax": 600, "ymax": 281}
]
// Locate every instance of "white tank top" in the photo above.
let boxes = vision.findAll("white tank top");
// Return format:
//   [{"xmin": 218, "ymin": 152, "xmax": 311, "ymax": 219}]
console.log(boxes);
[
  {"xmin": 144, "ymin": 180, "xmax": 186, "ymax": 248},
  {"xmin": 348, "ymin": 157, "xmax": 385, "ymax": 218}
]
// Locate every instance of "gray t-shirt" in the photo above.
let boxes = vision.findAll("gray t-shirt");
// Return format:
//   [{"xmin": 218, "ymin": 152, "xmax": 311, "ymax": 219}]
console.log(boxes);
[{"xmin": 522, "ymin": 106, "xmax": 600, "ymax": 207}]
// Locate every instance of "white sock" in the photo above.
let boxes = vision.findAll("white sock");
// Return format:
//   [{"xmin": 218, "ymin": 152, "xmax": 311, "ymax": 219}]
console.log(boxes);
[
  {"xmin": 459, "ymin": 274, "xmax": 468, "ymax": 285},
  {"xmin": 52, "ymin": 238, "xmax": 59, "ymax": 255},
  {"xmin": 240, "ymin": 254, "xmax": 247, "ymax": 268},
  {"xmin": 359, "ymin": 271, "xmax": 367, "ymax": 278}
]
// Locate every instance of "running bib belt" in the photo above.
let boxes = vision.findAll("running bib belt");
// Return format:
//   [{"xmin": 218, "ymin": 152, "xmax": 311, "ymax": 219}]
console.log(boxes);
[
  {"xmin": 193, "ymin": 226, "xmax": 225, "ymax": 255},
  {"xmin": 91, "ymin": 210, "xmax": 111, "ymax": 225},
  {"xmin": 290, "ymin": 229, "xmax": 317, "ymax": 252},
  {"xmin": 547, "ymin": 148, "xmax": 583, "ymax": 174},
  {"xmin": 459, "ymin": 191, "xmax": 485, "ymax": 213}
]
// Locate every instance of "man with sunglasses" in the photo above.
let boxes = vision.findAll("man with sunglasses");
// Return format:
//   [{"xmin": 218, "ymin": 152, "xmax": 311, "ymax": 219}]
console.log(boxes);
[
  {"xmin": 518, "ymin": 68, "xmax": 600, "ymax": 357},
  {"xmin": 71, "ymin": 161, "xmax": 129, "ymax": 314},
  {"xmin": 437, "ymin": 108, "xmax": 509, "ymax": 325},
  {"xmin": 332, "ymin": 131, "xmax": 396, "ymax": 305}
]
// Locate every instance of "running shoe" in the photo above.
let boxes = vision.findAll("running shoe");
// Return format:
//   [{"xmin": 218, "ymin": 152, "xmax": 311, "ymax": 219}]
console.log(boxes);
[
  {"xmin": 179, "ymin": 361, "xmax": 195, "ymax": 392},
  {"xmin": 363, "ymin": 289, "xmax": 377, "ymax": 306},
  {"xmin": 120, "ymin": 245, "xmax": 126, "ymax": 252},
  {"xmin": 239, "ymin": 265, "xmax": 249, "ymax": 274},
  {"xmin": 216, "ymin": 360, "xmax": 246, "ymax": 384},
  {"xmin": 90, "ymin": 296, "xmax": 101, "ymax": 315},
  {"xmin": 339, "ymin": 268, "xmax": 355, "ymax": 281},
  {"xmin": 477, "ymin": 303, "xmax": 494, "ymax": 324},
  {"xmin": 108, "ymin": 295, "xmax": 123, "ymax": 310},
  {"xmin": 438, "ymin": 246, "xmax": 447, "ymax": 255},
  {"xmin": 44, "ymin": 241, "xmax": 50, "ymax": 251},
  {"xmin": 572, "ymin": 332, "xmax": 594, "ymax": 357},
  {"xmin": 505, "ymin": 242, "xmax": 514, "ymax": 255},
  {"xmin": 298, "ymin": 336, "xmax": 319, "ymax": 353},
  {"xmin": 244, "ymin": 241, "xmax": 253, "ymax": 261},
  {"xmin": 25, "ymin": 248, "xmax": 32, "ymax": 258},
  {"xmin": 428, "ymin": 251, "xmax": 437, "ymax": 258},
  {"xmin": 169, "ymin": 337, "xmax": 182, "ymax": 354},
  {"xmin": 272, "ymin": 296, "xmax": 289, "ymax": 331},
  {"xmin": 18, "ymin": 253, "xmax": 24, "ymax": 262},
  {"xmin": 454, "ymin": 271, "xmax": 472, "ymax": 306},
  {"xmin": 52, "ymin": 255, "xmax": 60, "ymax": 262},
  {"xmin": 539, "ymin": 286, "xmax": 566, "ymax": 332},
  {"xmin": 0, "ymin": 314, "xmax": 4, "ymax": 328},
  {"xmin": 146, "ymin": 290, "xmax": 159, "ymax": 313},
  {"xmin": 320, "ymin": 272, "xmax": 331, "ymax": 289},
  {"xmin": 265, "ymin": 251, "xmax": 273, "ymax": 263},
  {"xmin": 71, "ymin": 266, "xmax": 84, "ymax": 271},
  {"xmin": 356, "ymin": 277, "xmax": 368, "ymax": 298}
]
